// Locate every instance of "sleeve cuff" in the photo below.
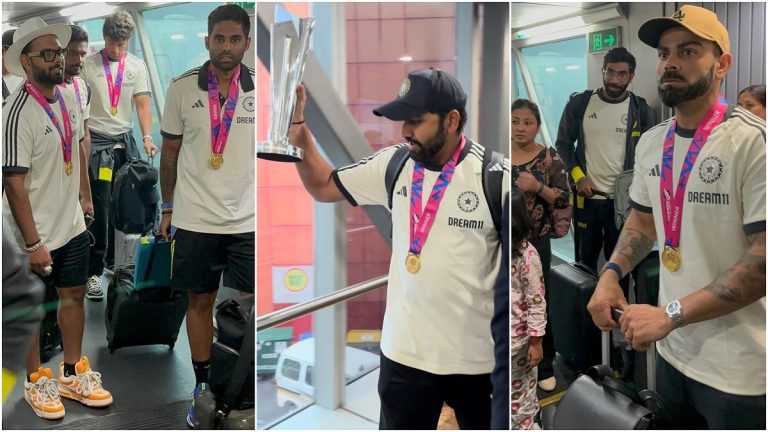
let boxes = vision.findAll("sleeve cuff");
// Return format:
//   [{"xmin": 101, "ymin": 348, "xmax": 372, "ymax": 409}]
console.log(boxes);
[
  {"xmin": 629, "ymin": 198, "xmax": 652, "ymax": 213},
  {"xmin": 133, "ymin": 91, "xmax": 151, "ymax": 98},
  {"xmin": 744, "ymin": 221, "xmax": 766, "ymax": 235},
  {"xmin": 2, "ymin": 166, "xmax": 29, "ymax": 174},
  {"xmin": 331, "ymin": 170, "xmax": 358, "ymax": 207},
  {"xmin": 160, "ymin": 130, "xmax": 183, "ymax": 140},
  {"xmin": 571, "ymin": 166, "xmax": 586, "ymax": 183}
]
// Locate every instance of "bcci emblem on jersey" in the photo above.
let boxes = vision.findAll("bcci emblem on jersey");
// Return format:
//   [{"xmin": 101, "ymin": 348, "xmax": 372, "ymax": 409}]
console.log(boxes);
[
  {"xmin": 698, "ymin": 155, "xmax": 724, "ymax": 184},
  {"xmin": 457, "ymin": 191, "xmax": 479, "ymax": 213},
  {"xmin": 69, "ymin": 108, "xmax": 77, "ymax": 125},
  {"xmin": 242, "ymin": 96, "xmax": 255, "ymax": 112}
]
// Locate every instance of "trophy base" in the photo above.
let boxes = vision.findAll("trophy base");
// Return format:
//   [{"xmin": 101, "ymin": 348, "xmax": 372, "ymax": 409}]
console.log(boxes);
[{"xmin": 257, "ymin": 141, "xmax": 304, "ymax": 163}]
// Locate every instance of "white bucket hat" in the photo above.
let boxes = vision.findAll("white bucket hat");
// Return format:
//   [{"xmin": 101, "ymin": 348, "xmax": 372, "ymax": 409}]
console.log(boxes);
[{"xmin": 5, "ymin": 17, "xmax": 71, "ymax": 77}]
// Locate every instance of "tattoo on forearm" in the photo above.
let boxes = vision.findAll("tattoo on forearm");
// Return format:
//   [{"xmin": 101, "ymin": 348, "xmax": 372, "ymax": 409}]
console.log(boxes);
[
  {"xmin": 614, "ymin": 227, "xmax": 655, "ymax": 268},
  {"xmin": 704, "ymin": 232, "xmax": 766, "ymax": 304},
  {"xmin": 159, "ymin": 152, "xmax": 178, "ymax": 202}
]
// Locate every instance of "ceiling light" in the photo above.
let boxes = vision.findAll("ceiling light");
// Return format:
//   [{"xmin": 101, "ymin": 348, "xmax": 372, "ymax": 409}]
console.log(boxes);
[
  {"xmin": 399, "ymin": 55, "xmax": 412, "ymax": 62},
  {"xmin": 60, "ymin": 3, "xmax": 117, "ymax": 21}
]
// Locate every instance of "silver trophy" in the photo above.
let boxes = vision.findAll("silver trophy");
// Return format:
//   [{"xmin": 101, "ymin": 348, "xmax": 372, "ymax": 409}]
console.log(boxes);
[{"xmin": 257, "ymin": 17, "xmax": 316, "ymax": 162}]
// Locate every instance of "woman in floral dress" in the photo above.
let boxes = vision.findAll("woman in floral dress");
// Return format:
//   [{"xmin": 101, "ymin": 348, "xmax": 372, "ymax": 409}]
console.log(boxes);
[{"xmin": 511, "ymin": 99, "xmax": 570, "ymax": 392}]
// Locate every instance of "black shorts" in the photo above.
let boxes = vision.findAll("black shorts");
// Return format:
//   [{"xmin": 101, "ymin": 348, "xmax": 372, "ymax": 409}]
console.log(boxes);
[
  {"xmin": 40, "ymin": 230, "xmax": 89, "ymax": 288},
  {"xmin": 170, "ymin": 229, "xmax": 254, "ymax": 294}
]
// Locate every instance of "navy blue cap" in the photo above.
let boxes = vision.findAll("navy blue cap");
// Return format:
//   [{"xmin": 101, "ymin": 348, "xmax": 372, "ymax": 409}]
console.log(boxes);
[{"xmin": 373, "ymin": 68, "xmax": 467, "ymax": 121}]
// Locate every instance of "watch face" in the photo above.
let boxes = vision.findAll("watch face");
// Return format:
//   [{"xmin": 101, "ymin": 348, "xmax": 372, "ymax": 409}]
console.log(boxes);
[{"xmin": 667, "ymin": 301, "xmax": 680, "ymax": 315}]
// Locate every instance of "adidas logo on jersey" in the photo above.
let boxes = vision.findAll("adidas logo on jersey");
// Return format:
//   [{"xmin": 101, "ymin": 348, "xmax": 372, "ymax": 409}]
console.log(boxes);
[
  {"xmin": 488, "ymin": 162, "xmax": 504, "ymax": 172},
  {"xmin": 395, "ymin": 185, "xmax": 407, "ymax": 197},
  {"xmin": 44, "ymin": 125, "xmax": 53, "ymax": 135},
  {"xmin": 192, "ymin": 99, "xmax": 205, "ymax": 109},
  {"xmin": 648, "ymin": 164, "xmax": 661, "ymax": 177},
  {"xmin": 588, "ymin": 113, "xmax": 598, "ymax": 119}
]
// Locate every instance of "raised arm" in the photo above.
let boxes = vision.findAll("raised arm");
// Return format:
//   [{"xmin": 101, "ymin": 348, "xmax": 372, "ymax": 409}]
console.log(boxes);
[{"xmin": 288, "ymin": 85, "xmax": 344, "ymax": 203}]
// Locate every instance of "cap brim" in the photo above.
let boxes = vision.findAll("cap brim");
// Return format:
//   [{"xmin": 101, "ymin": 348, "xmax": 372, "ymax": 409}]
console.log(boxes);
[
  {"xmin": 6, "ymin": 24, "xmax": 71, "ymax": 77},
  {"xmin": 638, "ymin": 17, "xmax": 723, "ymax": 51},
  {"xmin": 373, "ymin": 100, "xmax": 426, "ymax": 121}
]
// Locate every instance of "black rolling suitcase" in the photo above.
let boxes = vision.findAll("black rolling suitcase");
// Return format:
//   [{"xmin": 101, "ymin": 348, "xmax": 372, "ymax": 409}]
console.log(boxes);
[
  {"xmin": 194, "ymin": 302, "xmax": 255, "ymax": 429},
  {"xmin": 550, "ymin": 262, "xmax": 601, "ymax": 372},
  {"xmin": 105, "ymin": 240, "xmax": 187, "ymax": 353}
]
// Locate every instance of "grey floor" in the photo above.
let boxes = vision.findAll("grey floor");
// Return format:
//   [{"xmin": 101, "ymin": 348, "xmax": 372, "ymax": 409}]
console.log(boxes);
[{"xmin": 2, "ymin": 274, "xmax": 243, "ymax": 430}]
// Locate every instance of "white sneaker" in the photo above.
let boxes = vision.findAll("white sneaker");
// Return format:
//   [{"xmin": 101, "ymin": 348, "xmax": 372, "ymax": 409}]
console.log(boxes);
[
  {"xmin": 86, "ymin": 276, "xmax": 104, "ymax": 301},
  {"xmin": 24, "ymin": 367, "xmax": 65, "ymax": 419},
  {"xmin": 538, "ymin": 376, "xmax": 556, "ymax": 392}
]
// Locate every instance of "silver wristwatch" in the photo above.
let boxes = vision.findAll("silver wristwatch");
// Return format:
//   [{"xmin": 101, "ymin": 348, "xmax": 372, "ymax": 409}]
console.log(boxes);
[{"xmin": 665, "ymin": 300, "xmax": 685, "ymax": 329}]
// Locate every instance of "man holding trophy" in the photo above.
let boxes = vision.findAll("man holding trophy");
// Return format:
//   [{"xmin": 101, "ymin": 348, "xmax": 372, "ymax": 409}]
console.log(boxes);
[
  {"xmin": 158, "ymin": 4, "xmax": 254, "ymax": 427},
  {"xmin": 272, "ymin": 48, "xmax": 510, "ymax": 427}
]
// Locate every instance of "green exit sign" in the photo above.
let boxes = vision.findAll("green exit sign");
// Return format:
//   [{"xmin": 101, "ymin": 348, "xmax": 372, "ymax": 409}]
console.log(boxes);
[
  {"xmin": 588, "ymin": 28, "xmax": 621, "ymax": 54},
  {"xmin": 231, "ymin": 2, "xmax": 255, "ymax": 9}
]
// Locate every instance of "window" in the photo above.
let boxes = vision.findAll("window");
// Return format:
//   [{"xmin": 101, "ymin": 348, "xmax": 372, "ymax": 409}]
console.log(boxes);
[
  {"xmin": 281, "ymin": 358, "xmax": 301, "ymax": 381},
  {"xmin": 305, "ymin": 365, "xmax": 313, "ymax": 386}
]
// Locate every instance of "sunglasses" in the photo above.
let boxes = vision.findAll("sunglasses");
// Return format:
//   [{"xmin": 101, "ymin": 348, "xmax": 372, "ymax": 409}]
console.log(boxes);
[{"xmin": 25, "ymin": 48, "xmax": 68, "ymax": 62}]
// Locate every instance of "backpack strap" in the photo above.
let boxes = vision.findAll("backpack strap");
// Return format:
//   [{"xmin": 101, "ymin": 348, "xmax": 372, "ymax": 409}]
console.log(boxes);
[
  {"xmin": 481, "ymin": 145, "xmax": 504, "ymax": 235},
  {"xmin": 385, "ymin": 145, "xmax": 411, "ymax": 209}
]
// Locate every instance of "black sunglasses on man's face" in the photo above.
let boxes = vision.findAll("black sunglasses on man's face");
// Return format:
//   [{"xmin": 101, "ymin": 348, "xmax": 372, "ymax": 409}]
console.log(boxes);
[{"xmin": 25, "ymin": 48, "xmax": 68, "ymax": 62}]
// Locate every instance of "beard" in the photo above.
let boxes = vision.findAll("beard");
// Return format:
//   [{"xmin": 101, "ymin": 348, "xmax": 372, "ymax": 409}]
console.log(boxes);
[
  {"xmin": 210, "ymin": 52, "xmax": 243, "ymax": 72},
  {"xmin": 658, "ymin": 65, "xmax": 715, "ymax": 107},
  {"xmin": 64, "ymin": 65, "xmax": 80, "ymax": 79},
  {"xmin": 409, "ymin": 122, "xmax": 448, "ymax": 164},
  {"xmin": 32, "ymin": 63, "xmax": 64, "ymax": 85},
  {"xmin": 603, "ymin": 81, "xmax": 628, "ymax": 98}
]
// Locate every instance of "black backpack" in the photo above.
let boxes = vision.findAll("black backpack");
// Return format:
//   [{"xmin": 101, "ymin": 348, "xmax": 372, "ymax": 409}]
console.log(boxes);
[
  {"xmin": 110, "ymin": 158, "xmax": 159, "ymax": 235},
  {"xmin": 384, "ymin": 141, "xmax": 506, "ymax": 235}
]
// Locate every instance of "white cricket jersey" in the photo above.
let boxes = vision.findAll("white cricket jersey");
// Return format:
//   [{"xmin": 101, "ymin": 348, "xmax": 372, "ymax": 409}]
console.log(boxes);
[
  {"xmin": 629, "ymin": 106, "xmax": 766, "ymax": 395},
  {"xmin": 583, "ymin": 91, "xmax": 630, "ymax": 196},
  {"xmin": 334, "ymin": 140, "xmax": 511, "ymax": 375},
  {"xmin": 2, "ymin": 83, "xmax": 87, "ymax": 251},
  {"xmin": 81, "ymin": 51, "xmax": 149, "ymax": 136},
  {"xmin": 160, "ymin": 62, "xmax": 255, "ymax": 234}
]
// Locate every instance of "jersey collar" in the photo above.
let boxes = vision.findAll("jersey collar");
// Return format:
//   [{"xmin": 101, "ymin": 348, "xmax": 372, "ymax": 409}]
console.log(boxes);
[{"xmin": 196, "ymin": 60, "xmax": 254, "ymax": 93}]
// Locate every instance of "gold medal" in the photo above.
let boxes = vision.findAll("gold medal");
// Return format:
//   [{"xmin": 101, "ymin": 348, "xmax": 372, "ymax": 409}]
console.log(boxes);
[
  {"xmin": 209, "ymin": 153, "xmax": 224, "ymax": 169},
  {"xmin": 405, "ymin": 253, "xmax": 421, "ymax": 274},
  {"xmin": 110, "ymin": 107, "xmax": 118, "ymax": 116},
  {"xmin": 662, "ymin": 246, "xmax": 681, "ymax": 272},
  {"xmin": 64, "ymin": 161, "xmax": 73, "ymax": 176}
]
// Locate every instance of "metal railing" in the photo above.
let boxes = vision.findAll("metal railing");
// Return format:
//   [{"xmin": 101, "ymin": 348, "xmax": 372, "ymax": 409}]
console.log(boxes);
[{"xmin": 256, "ymin": 275, "xmax": 388, "ymax": 331}]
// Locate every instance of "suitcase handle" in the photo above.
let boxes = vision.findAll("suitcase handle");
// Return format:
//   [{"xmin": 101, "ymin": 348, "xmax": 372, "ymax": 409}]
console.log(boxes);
[{"xmin": 572, "ymin": 262, "xmax": 597, "ymax": 277}]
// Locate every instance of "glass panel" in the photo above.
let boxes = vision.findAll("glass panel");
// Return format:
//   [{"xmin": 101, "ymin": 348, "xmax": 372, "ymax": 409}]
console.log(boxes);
[
  {"xmin": 257, "ymin": 317, "xmax": 314, "ymax": 428},
  {"xmin": 518, "ymin": 37, "xmax": 586, "ymax": 262},
  {"xmin": 520, "ymin": 37, "xmax": 587, "ymax": 146},
  {"xmin": 141, "ymin": 2, "xmax": 226, "ymax": 96}
]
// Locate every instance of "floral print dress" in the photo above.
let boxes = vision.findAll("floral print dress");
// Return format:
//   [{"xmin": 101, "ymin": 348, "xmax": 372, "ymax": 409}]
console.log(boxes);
[
  {"xmin": 510, "ymin": 242, "xmax": 546, "ymax": 429},
  {"xmin": 511, "ymin": 146, "xmax": 570, "ymax": 242}
]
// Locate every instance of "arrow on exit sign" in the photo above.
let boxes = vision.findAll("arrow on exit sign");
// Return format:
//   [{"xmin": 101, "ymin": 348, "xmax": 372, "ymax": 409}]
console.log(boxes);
[{"xmin": 588, "ymin": 28, "xmax": 621, "ymax": 54}]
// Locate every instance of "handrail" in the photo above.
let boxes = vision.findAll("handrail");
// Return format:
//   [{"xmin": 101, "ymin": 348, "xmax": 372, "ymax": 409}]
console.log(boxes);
[{"xmin": 257, "ymin": 275, "xmax": 388, "ymax": 331}]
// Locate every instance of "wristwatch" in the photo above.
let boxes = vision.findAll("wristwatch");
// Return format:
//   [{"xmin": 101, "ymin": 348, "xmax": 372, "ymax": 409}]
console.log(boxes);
[
  {"xmin": 665, "ymin": 300, "xmax": 685, "ymax": 329},
  {"xmin": 598, "ymin": 262, "xmax": 623, "ymax": 280}
]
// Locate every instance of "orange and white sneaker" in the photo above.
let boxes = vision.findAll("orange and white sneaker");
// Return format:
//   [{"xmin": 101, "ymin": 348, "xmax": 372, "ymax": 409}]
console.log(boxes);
[
  {"xmin": 24, "ymin": 367, "xmax": 65, "ymax": 419},
  {"xmin": 57, "ymin": 356, "xmax": 113, "ymax": 407}
]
